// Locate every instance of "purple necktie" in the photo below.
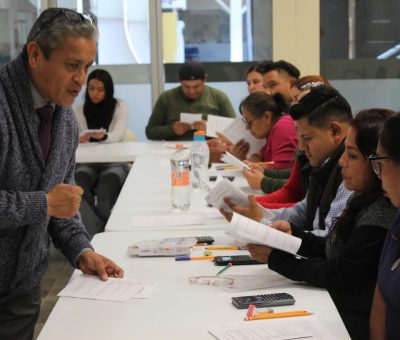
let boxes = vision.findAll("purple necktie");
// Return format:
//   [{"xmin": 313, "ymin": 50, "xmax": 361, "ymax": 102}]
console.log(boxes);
[{"xmin": 37, "ymin": 104, "xmax": 54, "ymax": 161}]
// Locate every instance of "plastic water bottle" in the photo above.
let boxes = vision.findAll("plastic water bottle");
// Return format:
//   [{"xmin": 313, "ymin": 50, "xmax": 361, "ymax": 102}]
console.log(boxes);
[
  {"xmin": 190, "ymin": 131, "xmax": 210, "ymax": 189},
  {"xmin": 171, "ymin": 144, "xmax": 191, "ymax": 210}
]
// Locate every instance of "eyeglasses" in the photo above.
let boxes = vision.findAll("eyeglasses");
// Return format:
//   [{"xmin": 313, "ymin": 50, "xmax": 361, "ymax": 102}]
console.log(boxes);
[
  {"xmin": 31, "ymin": 8, "xmax": 96, "ymax": 40},
  {"xmin": 241, "ymin": 116, "xmax": 257, "ymax": 129},
  {"xmin": 368, "ymin": 153, "xmax": 400, "ymax": 176}
]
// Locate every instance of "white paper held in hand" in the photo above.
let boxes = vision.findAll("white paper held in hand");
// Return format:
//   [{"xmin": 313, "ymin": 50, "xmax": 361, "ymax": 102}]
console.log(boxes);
[
  {"xmin": 206, "ymin": 115, "xmax": 235, "ymax": 138},
  {"xmin": 180, "ymin": 112, "xmax": 202, "ymax": 126},
  {"xmin": 205, "ymin": 178, "xmax": 249, "ymax": 211},
  {"xmin": 222, "ymin": 117, "xmax": 265, "ymax": 156},
  {"xmin": 221, "ymin": 151, "xmax": 251, "ymax": 170},
  {"xmin": 228, "ymin": 212, "xmax": 302, "ymax": 255}
]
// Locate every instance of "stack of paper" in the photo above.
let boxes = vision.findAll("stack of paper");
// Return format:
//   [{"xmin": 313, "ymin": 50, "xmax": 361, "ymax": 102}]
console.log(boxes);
[
  {"xmin": 205, "ymin": 178, "xmax": 249, "ymax": 211},
  {"xmin": 180, "ymin": 112, "xmax": 202, "ymax": 126},
  {"xmin": 208, "ymin": 318, "xmax": 334, "ymax": 340},
  {"xmin": 206, "ymin": 115, "xmax": 235, "ymax": 138},
  {"xmin": 221, "ymin": 151, "xmax": 251, "ymax": 170},
  {"xmin": 227, "ymin": 213, "xmax": 302, "ymax": 255},
  {"xmin": 221, "ymin": 117, "xmax": 265, "ymax": 157}
]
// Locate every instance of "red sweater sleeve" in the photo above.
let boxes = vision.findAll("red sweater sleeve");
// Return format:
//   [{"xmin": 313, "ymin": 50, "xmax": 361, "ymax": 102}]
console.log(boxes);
[{"xmin": 256, "ymin": 157, "xmax": 305, "ymax": 207}]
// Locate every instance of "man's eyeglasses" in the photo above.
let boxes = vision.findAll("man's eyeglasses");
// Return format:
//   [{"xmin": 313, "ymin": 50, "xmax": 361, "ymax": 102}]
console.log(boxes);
[
  {"xmin": 241, "ymin": 116, "xmax": 257, "ymax": 129},
  {"xmin": 31, "ymin": 8, "xmax": 96, "ymax": 40},
  {"xmin": 368, "ymin": 153, "xmax": 400, "ymax": 176}
]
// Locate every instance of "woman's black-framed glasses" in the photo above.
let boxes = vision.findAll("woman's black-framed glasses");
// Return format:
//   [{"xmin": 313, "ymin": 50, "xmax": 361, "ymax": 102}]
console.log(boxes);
[
  {"xmin": 31, "ymin": 8, "xmax": 96, "ymax": 40},
  {"xmin": 368, "ymin": 153, "xmax": 400, "ymax": 176},
  {"xmin": 241, "ymin": 116, "xmax": 257, "ymax": 129}
]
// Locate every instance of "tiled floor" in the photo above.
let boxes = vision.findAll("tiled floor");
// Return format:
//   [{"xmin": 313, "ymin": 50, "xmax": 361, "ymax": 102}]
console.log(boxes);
[{"xmin": 33, "ymin": 253, "xmax": 74, "ymax": 339}]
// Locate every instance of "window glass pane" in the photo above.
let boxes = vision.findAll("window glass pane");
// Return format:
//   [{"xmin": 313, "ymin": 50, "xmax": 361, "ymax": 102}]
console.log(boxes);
[
  {"xmin": 161, "ymin": 0, "xmax": 272, "ymax": 62},
  {"xmin": 321, "ymin": 0, "xmax": 400, "ymax": 79}
]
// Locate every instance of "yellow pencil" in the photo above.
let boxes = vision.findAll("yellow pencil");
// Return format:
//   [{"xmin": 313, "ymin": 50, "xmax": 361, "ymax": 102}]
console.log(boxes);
[
  {"xmin": 206, "ymin": 246, "xmax": 239, "ymax": 250},
  {"xmin": 255, "ymin": 161, "xmax": 275, "ymax": 165},
  {"xmin": 246, "ymin": 310, "xmax": 312, "ymax": 321}
]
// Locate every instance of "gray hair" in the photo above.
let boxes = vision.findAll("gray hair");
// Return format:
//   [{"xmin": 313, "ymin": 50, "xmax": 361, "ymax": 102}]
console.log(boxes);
[{"xmin": 26, "ymin": 8, "xmax": 98, "ymax": 59}]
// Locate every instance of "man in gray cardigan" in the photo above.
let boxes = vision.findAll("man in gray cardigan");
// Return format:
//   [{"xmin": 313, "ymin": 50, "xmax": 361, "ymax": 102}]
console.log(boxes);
[{"xmin": 0, "ymin": 8, "xmax": 124, "ymax": 340}]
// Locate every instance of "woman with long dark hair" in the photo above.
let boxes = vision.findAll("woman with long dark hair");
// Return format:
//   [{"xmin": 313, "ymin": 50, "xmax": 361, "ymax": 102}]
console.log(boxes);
[
  {"xmin": 74, "ymin": 69, "xmax": 129, "ymax": 236},
  {"xmin": 370, "ymin": 113, "xmax": 400, "ymax": 340}
]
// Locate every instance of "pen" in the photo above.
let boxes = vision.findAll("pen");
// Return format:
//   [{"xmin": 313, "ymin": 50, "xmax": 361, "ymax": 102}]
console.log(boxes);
[
  {"xmin": 175, "ymin": 256, "xmax": 215, "ymax": 261},
  {"xmin": 216, "ymin": 262, "xmax": 232, "ymax": 275},
  {"xmin": 206, "ymin": 246, "xmax": 239, "ymax": 250},
  {"xmin": 245, "ymin": 310, "xmax": 312, "ymax": 321},
  {"xmin": 255, "ymin": 161, "xmax": 275, "ymax": 165}
]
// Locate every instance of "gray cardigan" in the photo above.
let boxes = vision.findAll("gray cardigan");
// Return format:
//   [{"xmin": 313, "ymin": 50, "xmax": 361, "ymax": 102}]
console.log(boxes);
[{"xmin": 0, "ymin": 53, "xmax": 93, "ymax": 297}]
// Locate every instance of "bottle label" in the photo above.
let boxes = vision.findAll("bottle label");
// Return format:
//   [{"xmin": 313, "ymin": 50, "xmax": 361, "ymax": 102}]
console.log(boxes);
[{"xmin": 172, "ymin": 171, "xmax": 190, "ymax": 186}]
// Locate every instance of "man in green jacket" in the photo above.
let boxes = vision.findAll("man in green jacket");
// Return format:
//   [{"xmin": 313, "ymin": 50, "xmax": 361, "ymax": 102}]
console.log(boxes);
[{"xmin": 145, "ymin": 61, "xmax": 236, "ymax": 141}]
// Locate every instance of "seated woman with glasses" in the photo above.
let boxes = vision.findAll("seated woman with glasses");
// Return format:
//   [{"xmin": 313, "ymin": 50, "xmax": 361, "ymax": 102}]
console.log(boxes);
[
  {"xmin": 243, "ymin": 108, "xmax": 396, "ymax": 340},
  {"xmin": 74, "ymin": 69, "xmax": 129, "ymax": 236},
  {"xmin": 230, "ymin": 92, "xmax": 297, "ymax": 170},
  {"xmin": 370, "ymin": 113, "xmax": 400, "ymax": 340}
]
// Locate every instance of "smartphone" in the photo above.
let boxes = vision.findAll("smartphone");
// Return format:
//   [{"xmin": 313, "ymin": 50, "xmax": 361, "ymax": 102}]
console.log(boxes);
[
  {"xmin": 232, "ymin": 293, "xmax": 295, "ymax": 309},
  {"xmin": 209, "ymin": 176, "xmax": 235, "ymax": 182},
  {"xmin": 195, "ymin": 236, "xmax": 215, "ymax": 245},
  {"xmin": 214, "ymin": 255, "xmax": 262, "ymax": 266}
]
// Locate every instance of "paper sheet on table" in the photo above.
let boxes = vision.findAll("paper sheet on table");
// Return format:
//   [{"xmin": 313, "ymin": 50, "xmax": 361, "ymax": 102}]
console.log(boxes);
[
  {"xmin": 131, "ymin": 214, "xmax": 204, "ymax": 227},
  {"xmin": 180, "ymin": 112, "xmax": 202, "ymax": 125},
  {"xmin": 206, "ymin": 115, "xmax": 235, "ymax": 138},
  {"xmin": 221, "ymin": 151, "xmax": 251, "ymax": 170},
  {"xmin": 58, "ymin": 275, "xmax": 147, "ymax": 302},
  {"xmin": 208, "ymin": 318, "xmax": 335, "ymax": 340},
  {"xmin": 205, "ymin": 178, "xmax": 249, "ymax": 211},
  {"xmin": 221, "ymin": 117, "xmax": 265, "ymax": 156},
  {"xmin": 227, "ymin": 213, "xmax": 302, "ymax": 255},
  {"xmin": 223, "ymin": 270, "xmax": 295, "ymax": 292}
]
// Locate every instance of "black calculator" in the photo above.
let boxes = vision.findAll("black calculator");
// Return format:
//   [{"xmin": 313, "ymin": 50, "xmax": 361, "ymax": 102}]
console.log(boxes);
[
  {"xmin": 195, "ymin": 236, "xmax": 215, "ymax": 245},
  {"xmin": 232, "ymin": 293, "xmax": 295, "ymax": 309}
]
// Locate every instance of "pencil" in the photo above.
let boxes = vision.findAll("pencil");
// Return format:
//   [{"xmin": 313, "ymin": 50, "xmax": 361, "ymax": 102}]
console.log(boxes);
[
  {"xmin": 255, "ymin": 161, "xmax": 275, "ymax": 165},
  {"xmin": 245, "ymin": 310, "xmax": 312, "ymax": 321},
  {"xmin": 206, "ymin": 246, "xmax": 239, "ymax": 250}
]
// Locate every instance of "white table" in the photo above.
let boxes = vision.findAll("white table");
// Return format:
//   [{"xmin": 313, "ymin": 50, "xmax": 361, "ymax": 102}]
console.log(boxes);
[
  {"xmin": 76, "ymin": 141, "xmax": 161, "ymax": 163},
  {"xmin": 105, "ymin": 151, "xmax": 256, "ymax": 232},
  {"xmin": 38, "ymin": 231, "xmax": 350, "ymax": 340},
  {"xmin": 105, "ymin": 153, "xmax": 228, "ymax": 231}
]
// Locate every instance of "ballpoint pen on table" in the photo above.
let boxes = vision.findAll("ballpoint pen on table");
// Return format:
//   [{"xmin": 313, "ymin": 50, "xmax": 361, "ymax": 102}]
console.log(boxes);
[
  {"xmin": 216, "ymin": 263, "xmax": 232, "ymax": 275},
  {"xmin": 245, "ymin": 310, "xmax": 313, "ymax": 321},
  {"xmin": 175, "ymin": 256, "xmax": 215, "ymax": 261}
]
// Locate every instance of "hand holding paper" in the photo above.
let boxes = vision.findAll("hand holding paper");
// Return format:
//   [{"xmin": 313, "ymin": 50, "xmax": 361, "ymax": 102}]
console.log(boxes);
[
  {"xmin": 227, "ymin": 212, "xmax": 302, "ymax": 256},
  {"xmin": 221, "ymin": 151, "xmax": 251, "ymax": 170}
]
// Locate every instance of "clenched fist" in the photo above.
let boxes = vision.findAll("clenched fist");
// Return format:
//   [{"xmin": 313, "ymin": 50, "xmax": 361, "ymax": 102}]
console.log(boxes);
[{"xmin": 46, "ymin": 183, "xmax": 83, "ymax": 218}]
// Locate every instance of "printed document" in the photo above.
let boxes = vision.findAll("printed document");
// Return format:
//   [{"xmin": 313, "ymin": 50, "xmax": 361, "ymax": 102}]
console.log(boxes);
[
  {"xmin": 221, "ymin": 117, "xmax": 265, "ymax": 156},
  {"xmin": 221, "ymin": 151, "xmax": 251, "ymax": 170},
  {"xmin": 205, "ymin": 178, "xmax": 249, "ymax": 211},
  {"xmin": 58, "ymin": 275, "xmax": 152, "ymax": 302},
  {"xmin": 227, "ymin": 213, "xmax": 302, "ymax": 255},
  {"xmin": 180, "ymin": 112, "xmax": 202, "ymax": 125},
  {"xmin": 206, "ymin": 115, "xmax": 235, "ymax": 137},
  {"xmin": 208, "ymin": 318, "xmax": 335, "ymax": 340}
]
